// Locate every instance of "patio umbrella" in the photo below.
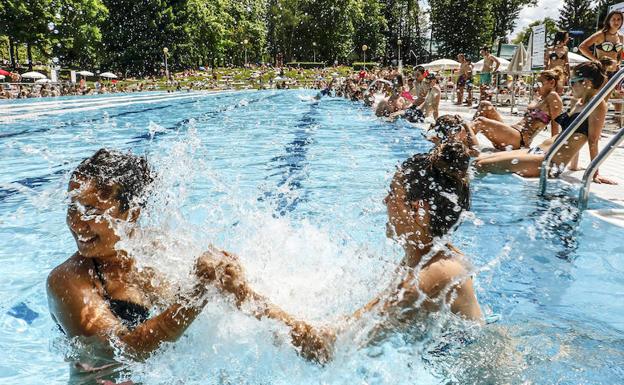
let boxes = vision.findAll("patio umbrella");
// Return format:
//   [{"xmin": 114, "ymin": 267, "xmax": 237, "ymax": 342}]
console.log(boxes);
[
  {"xmin": 568, "ymin": 52, "xmax": 590, "ymax": 67},
  {"xmin": 0, "ymin": 69, "xmax": 10, "ymax": 76},
  {"xmin": 78, "ymin": 70, "xmax": 94, "ymax": 76},
  {"xmin": 506, "ymin": 43, "xmax": 528, "ymax": 75},
  {"xmin": 0, "ymin": 75, "xmax": 5, "ymax": 80},
  {"xmin": 21, "ymin": 71, "xmax": 47, "ymax": 79},
  {"xmin": 99, "ymin": 72, "xmax": 118, "ymax": 78},
  {"xmin": 473, "ymin": 57, "xmax": 510, "ymax": 72},
  {"xmin": 422, "ymin": 59, "xmax": 461, "ymax": 71},
  {"xmin": 35, "ymin": 78, "xmax": 53, "ymax": 84},
  {"xmin": 523, "ymin": 37, "xmax": 533, "ymax": 72}
]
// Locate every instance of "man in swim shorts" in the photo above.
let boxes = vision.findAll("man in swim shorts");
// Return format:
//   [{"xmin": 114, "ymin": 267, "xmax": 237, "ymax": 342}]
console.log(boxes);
[
  {"xmin": 479, "ymin": 47, "xmax": 500, "ymax": 101},
  {"xmin": 455, "ymin": 54, "xmax": 473, "ymax": 106}
]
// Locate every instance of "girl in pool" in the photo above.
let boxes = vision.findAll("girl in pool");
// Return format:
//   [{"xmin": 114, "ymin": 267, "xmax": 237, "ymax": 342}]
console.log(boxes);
[
  {"xmin": 349, "ymin": 140, "xmax": 483, "ymax": 335},
  {"xmin": 46, "ymin": 149, "xmax": 333, "ymax": 378},
  {"xmin": 475, "ymin": 61, "xmax": 617, "ymax": 185},
  {"xmin": 469, "ymin": 68, "xmax": 563, "ymax": 150},
  {"xmin": 544, "ymin": 31, "xmax": 570, "ymax": 94}
]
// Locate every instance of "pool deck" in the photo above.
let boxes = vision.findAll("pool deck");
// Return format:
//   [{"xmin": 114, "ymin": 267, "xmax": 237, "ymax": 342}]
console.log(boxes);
[{"xmin": 436, "ymin": 99, "xmax": 624, "ymax": 223}]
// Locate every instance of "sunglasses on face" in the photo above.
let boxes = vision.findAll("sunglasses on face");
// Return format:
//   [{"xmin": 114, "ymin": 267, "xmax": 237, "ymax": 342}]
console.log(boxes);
[{"xmin": 570, "ymin": 77, "xmax": 587, "ymax": 85}]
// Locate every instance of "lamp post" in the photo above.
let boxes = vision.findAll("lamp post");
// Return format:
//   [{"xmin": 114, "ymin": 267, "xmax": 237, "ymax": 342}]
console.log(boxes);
[
  {"xmin": 243, "ymin": 39, "xmax": 249, "ymax": 67},
  {"xmin": 163, "ymin": 47, "xmax": 169, "ymax": 79},
  {"xmin": 397, "ymin": 39, "xmax": 403, "ymax": 73},
  {"xmin": 362, "ymin": 44, "xmax": 368, "ymax": 68},
  {"xmin": 312, "ymin": 42, "xmax": 317, "ymax": 63}
]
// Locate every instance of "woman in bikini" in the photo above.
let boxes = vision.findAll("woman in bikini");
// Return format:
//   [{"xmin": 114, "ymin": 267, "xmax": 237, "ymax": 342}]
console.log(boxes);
[
  {"xmin": 475, "ymin": 61, "xmax": 617, "ymax": 185},
  {"xmin": 579, "ymin": 10, "xmax": 624, "ymax": 71},
  {"xmin": 544, "ymin": 31, "xmax": 570, "ymax": 95},
  {"xmin": 468, "ymin": 68, "xmax": 563, "ymax": 150},
  {"xmin": 47, "ymin": 149, "xmax": 333, "ymax": 382}
]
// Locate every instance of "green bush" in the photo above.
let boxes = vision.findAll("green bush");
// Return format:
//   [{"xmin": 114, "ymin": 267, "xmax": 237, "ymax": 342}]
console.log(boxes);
[
  {"xmin": 351, "ymin": 62, "xmax": 380, "ymax": 70},
  {"xmin": 286, "ymin": 62, "xmax": 326, "ymax": 68}
]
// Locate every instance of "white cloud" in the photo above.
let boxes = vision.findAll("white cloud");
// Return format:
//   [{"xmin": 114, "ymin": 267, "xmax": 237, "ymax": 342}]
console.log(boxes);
[{"xmin": 510, "ymin": 0, "xmax": 564, "ymax": 39}]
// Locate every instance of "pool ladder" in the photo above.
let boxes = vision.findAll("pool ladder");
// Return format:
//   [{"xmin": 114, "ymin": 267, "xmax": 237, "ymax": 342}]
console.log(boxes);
[{"xmin": 538, "ymin": 66, "xmax": 624, "ymax": 211}]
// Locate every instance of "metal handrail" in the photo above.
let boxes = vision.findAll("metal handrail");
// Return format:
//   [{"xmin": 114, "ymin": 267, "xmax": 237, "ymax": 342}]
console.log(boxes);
[
  {"xmin": 578, "ymin": 128, "xmax": 624, "ymax": 210},
  {"xmin": 538, "ymin": 66, "xmax": 624, "ymax": 196}
]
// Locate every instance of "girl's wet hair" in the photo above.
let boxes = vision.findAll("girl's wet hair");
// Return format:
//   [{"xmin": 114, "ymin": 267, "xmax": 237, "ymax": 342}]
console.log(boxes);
[
  {"xmin": 574, "ymin": 60, "xmax": 608, "ymax": 89},
  {"xmin": 398, "ymin": 142, "xmax": 471, "ymax": 237},
  {"xmin": 429, "ymin": 114, "xmax": 464, "ymax": 142},
  {"xmin": 540, "ymin": 66, "xmax": 563, "ymax": 82},
  {"xmin": 72, "ymin": 148, "xmax": 154, "ymax": 212},
  {"xmin": 602, "ymin": 10, "xmax": 624, "ymax": 33}
]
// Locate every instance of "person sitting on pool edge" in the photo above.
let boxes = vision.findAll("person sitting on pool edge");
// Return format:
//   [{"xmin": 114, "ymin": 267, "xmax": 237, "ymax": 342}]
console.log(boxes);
[
  {"xmin": 475, "ymin": 61, "xmax": 617, "ymax": 185},
  {"xmin": 389, "ymin": 73, "xmax": 441, "ymax": 123},
  {"xmin": 468, "ymin": 67, "xmax": 563, "ymax": 151},
  {"xmin": 341, "ymin": 140, "xmax": 483, "ymax": 347},
  {"xmin": 46, "ymin": 149, "xmax": 334, "ymax": 377}
]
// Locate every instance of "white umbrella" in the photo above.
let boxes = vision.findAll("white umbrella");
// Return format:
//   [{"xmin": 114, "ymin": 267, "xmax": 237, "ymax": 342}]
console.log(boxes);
[
  {"xmin": 506, "ymin": 44, "xmax": 528, "ymax": 74},
  {"xmin": 99, "ymin": 72, "xmax": 117, "ymax": 79},
  {"xmin": 473, "ymin": 57, "xmax": 510, "ymax": 72},
  {"xmin": 0, "ymin": 75, "xmax": 4, "ymax": 80},
  {"xmin": 35, "ymin": 78, "xmax": 53, "ymax": 84},
  {"xmin": 523, "ymin": 37, "xmax": 533, "ymax": 72},
  {"xmin": 78, "ymin": 70, "xmax": 94, "ymax": 76},
  {"xmin": 422, "ymin": 59, "xmax": 461, "ymax": 71},
  {"xmin": 21, "ymin": 71, "xmax": 47, "ymax": 79},
  {"xmin": 568, "ymin": 52, "xmax": 590, "ymax": 66}
]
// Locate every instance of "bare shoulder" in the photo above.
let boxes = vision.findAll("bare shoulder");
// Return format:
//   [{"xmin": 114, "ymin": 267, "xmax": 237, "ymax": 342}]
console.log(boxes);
[
  {"xmin": 47, "ymin": 254, "xmax": 92, "ymax": 297},
  {"xmin": 420, "ymin": 258, "xmax": 469, "ymax": 298}
]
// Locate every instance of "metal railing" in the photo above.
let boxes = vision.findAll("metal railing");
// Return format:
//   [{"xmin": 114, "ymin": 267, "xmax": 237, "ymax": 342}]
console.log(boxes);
[
  {"xmin": 578, "ymin": 128, "xmax": 624, "ymax": 210},
  {"xmin": 538, "ymin": 66, "xmax": 624, "ymax": 198}
]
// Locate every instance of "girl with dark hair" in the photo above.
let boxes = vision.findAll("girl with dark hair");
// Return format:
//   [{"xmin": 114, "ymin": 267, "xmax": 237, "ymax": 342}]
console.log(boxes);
[
  {"xmin": 47, "ymin": 149, "xmax": 333, "ymax": 381},
  {"xmin": 351, "ymin": 142, "xmax": 483, "ymax": 326},
  {"xmin": 579, "ymin": 10, "xmax": 624, "ymax": 71},
  {"xmin": 544, "ymin": 31, "xmax": 570, "ymax": 94},
  {"xmin": 475, "ymin": 62, "xmax": 617, "ymax": 184}
]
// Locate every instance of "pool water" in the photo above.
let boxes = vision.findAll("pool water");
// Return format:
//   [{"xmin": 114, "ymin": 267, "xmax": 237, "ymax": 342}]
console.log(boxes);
[{"xmin": 1, "ymin": 90, "xmax": 623, "ymax": 384}]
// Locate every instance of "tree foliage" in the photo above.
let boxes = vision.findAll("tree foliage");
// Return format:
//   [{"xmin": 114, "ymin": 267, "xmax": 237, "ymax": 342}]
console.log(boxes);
[{"xmin": 1, "ymin": 0, "xmax": 615, "ymax": 74}]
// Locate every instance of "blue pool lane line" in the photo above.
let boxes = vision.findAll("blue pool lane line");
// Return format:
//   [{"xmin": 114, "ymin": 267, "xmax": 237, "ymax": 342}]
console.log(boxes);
[
  {"xmin": 262, "ymin": 101, "xmax": 318, "ymax": 217},
  {"xmin": 7, "ymin": 302, "xmax": 39, "ymax": 325}
]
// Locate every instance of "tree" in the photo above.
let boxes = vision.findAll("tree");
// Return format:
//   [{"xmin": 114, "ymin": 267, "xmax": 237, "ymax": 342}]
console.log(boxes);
[
  {"xmin": 490, "ymin": 0, "xmax": 537, "ymax": 43},
  {"xmin": 352, "ymin": 0, "xmax": 387, "ymax": 62},
  {"xmin": 512, "ymin": 17, "xmax": 558, "ymax": 46},
  {"xmin": 429, "ymin": 0, "xmax": 494, "ymax": 59},
  {"xmin": 0, "ymin": 0, "xmax": 53, "ymax": 69},
  {"xmin": 558, "ymin": 0, "xmax": 595, "ymax": 40},
  {"xmin": 52, "ymin": 0, "xmax": 108, "ymax": 68}
]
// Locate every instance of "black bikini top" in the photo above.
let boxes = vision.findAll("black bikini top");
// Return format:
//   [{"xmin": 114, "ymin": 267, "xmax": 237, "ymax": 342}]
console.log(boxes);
[
  {"xmin": 554, "ymin": 112, "xmax": 589, "ymax": 137},
  {"xmin": 549, "ymin": 50, "xmax": 566, "ymax": 60},
  {"xmin": 93, "ymin": 260, "xmax": 150, "ymax": 328}
]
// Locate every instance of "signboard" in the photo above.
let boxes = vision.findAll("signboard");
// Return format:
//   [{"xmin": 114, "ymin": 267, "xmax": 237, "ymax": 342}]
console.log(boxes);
[
  {"xmin": 70, "ymin": 70, "xmax": 76, "ymax": 84},
  {"xmin": 51, "ymin": 69, "xmax": 58, "ymax": 82},
  {"xmin": 531, "ymin": 24, "xmax": 546, "ymax": 69},
  {"xmin": 608, "ymin": 2, "xmax": 624, "ymax": 32}
]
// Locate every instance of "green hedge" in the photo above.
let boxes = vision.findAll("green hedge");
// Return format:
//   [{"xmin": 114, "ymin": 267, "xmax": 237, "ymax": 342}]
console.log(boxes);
[
  {"xmin": 351, "ymin": 62, "xmax": 380, "ymax": 70},
  {"xmin": 286, "ymin": 62, "xmax": 326, "ymax": 68}
]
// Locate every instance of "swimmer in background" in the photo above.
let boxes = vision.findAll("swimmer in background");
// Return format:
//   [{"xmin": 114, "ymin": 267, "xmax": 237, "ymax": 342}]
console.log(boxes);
[
  {"xmin": 47, "ymin": 149, "xmax": 333, "ymax": 382},
  {"xmin": 410, "ymin": 66, "xmax": 429, "ymax": 105},
  {"xmin": 475, "ymin": 61, "xmax": 617, "ymax": 185}
]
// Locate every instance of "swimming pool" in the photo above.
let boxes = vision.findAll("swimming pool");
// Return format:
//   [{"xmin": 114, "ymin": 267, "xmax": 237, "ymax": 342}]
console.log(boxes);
[{"xmin": 1, "ymin": 90, "xmax": 623, "ymax": 384}]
